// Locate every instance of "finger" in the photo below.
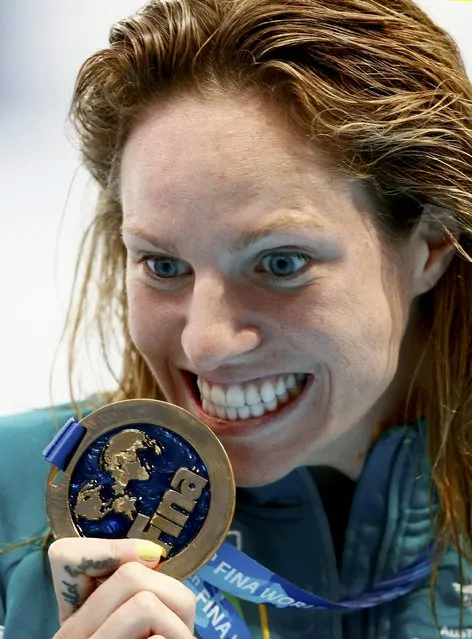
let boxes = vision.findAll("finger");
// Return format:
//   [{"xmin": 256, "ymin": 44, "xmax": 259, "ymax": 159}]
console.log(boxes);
[
  {"xmin": 49, "ymin": 537, "xmax": 164, "ymax": 623},
  {"xmin": 60, "ymin": 562, "xmax": 196, "ymax": 637},
  {"xmin": 88, "ymin": 591, "xmax": 194, "ymax": 639}
]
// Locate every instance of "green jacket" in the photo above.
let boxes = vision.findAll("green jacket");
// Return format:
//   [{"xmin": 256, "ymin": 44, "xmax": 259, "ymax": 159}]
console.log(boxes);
[{"xmin": 1, "ymin": 403, "xmax": 472, "ymax": 638}]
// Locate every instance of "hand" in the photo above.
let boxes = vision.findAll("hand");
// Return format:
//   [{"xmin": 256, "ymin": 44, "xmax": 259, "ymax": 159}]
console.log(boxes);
[{"xmin": 49, "ymin": 537, "xmax": 196, "ymax": 639}]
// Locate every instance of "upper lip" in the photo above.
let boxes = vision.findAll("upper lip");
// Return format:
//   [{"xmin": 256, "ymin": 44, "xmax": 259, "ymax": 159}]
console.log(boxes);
[{"xmin": 182, "ymin": 369, "xmax": 310, "ymax": 386}]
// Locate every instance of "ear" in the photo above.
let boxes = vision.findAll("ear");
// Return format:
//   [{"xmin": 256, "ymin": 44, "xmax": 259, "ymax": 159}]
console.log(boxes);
[{"xmin": 410, "ymin": 205, "xmax": 459, "ymax": 298}]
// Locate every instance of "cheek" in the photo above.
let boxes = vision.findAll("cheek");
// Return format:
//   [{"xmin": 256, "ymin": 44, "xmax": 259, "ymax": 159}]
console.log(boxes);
[
  {"xmin": 324, "ymin": 267, "xmax": 409, "ymax": 392},
  {"xmin": 288, "ymin": 272, "xmax": 408, "ymax": 386},
  {"xmin": 126, "ymin": 280, "xmax": 150, "ymax": 350},
  {"xmin": 126, "ymin": 279, "xmax": 180, "ymax": 359}
]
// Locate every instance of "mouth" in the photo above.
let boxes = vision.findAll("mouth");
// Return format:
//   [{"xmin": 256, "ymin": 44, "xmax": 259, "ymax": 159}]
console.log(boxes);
[{"xmin": 183, "ymin": 371, "xmax": 311, "ymax": 426}]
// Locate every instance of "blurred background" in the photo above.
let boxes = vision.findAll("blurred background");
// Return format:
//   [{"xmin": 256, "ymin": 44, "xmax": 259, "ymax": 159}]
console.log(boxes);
[{"xmin": 0, "ymin": 0, "xmax": 471, "ymax": 416}]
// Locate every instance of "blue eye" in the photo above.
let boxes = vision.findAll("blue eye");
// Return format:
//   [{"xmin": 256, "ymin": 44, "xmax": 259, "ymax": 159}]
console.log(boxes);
[
  {"xmin": 145, "ymin": 256, "xmax": 191, "ymax": 279},
  {"xmin": 259, "ymin": 252, "xmax": 310, "ymax": 278}
]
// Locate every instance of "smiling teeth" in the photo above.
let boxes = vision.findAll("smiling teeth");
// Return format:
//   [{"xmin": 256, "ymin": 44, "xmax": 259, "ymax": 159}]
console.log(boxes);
[{"xmin": 198, "ymin": 373, "xmax": 307, "ymax": 420}]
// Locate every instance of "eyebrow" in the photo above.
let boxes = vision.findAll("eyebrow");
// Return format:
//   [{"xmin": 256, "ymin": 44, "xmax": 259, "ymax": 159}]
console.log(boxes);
[
  {"xmin": 121, "ymin": 223, "xmax": 179, "ymax": 255},
  {"xmin": 231, "ymin": 212, "xmax": 324, "ymax": 253},
  {"xmin": 121, "ymin": 211, "xmax": 324, "ymax": 256}
]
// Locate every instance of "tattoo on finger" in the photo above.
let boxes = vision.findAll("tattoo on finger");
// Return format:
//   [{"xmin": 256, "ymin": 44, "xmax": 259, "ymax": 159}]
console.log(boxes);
[
  {"xmin": 63, "ymin": 556, "xmax": 120, "ymax": 578},
  {"xmin": 61, "ymin": 581, "xmax": 80, "ymax": 611}
]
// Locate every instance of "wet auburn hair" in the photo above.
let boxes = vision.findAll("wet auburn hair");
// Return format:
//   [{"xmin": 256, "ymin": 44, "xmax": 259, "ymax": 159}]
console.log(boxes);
[{"xmin": 66, "ymin": 0, "xmax": 472, "ymax": 607}]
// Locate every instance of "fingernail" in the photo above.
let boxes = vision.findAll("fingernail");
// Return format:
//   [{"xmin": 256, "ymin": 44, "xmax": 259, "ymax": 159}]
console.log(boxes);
[{"xmin": 136, "ymin": 541, "xmax": 165, "ymax": 562}]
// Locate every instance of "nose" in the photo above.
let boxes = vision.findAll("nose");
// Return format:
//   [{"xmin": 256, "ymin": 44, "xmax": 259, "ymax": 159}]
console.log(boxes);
[{"xmin": 181, "ymin": 276, "xmax": 261, "ymax": 371}]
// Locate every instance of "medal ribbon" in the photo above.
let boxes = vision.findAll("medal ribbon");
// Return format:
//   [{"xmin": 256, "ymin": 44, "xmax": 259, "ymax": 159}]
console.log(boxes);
[{"xmin": 184, "ymin": 540, "xmax": 432, "ymax": 638}]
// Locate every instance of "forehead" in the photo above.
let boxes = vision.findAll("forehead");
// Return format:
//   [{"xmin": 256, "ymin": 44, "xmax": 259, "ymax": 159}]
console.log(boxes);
[
  {"xmin": 120, "ymin": 94, "xmax": 344, "ymax": 202},
  {"xmin": 119, "ymin": 94, "xmax": 371, "ymax": 247}
]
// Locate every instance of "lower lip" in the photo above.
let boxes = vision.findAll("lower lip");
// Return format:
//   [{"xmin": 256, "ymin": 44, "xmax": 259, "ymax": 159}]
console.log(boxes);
[{"xmin": 187, "ymin": 375, "xmax": 314, "ymax": 439}]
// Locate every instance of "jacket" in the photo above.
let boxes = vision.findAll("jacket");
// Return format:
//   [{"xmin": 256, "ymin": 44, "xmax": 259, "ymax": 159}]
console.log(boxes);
[{"xmin": 1, "ymin": 403, "xmax": 471, "ymax": 639}]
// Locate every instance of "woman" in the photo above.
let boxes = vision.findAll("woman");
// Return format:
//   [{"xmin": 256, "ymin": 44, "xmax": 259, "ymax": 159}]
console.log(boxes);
[{"xmin": 1, "ymin": 0, "xmax": 471, "ymax": 637}]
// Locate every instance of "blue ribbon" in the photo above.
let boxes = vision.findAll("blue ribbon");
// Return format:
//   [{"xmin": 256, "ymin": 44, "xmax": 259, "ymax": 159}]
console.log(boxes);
[
  {"xmin": 185, "ymin": 540, "xmax": 433, "ymax": 638},
  {"xmin": 186, "ymin": 576, "xmax": 253, "ymax": 639}
]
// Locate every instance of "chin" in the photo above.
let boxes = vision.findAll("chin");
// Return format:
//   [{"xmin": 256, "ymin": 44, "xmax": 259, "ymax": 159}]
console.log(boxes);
[{"xmin": 224, "ymin": 444, "xmax": 303, "ymax": 488}]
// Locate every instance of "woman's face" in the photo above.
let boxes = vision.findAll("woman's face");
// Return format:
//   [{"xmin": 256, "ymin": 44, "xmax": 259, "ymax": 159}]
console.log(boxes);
[{"xmin": 120, "ymin": 94, "xmax": 419, "ymax": 486}]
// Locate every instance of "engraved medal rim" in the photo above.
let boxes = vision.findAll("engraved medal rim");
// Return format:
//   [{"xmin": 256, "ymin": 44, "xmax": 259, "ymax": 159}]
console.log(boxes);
[{"xmin": 45, "ymin": 399, "xmax": 236, "ymax": 580}]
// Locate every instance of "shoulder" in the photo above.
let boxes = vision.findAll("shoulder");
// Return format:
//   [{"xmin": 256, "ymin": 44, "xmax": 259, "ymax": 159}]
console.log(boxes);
[
  {"xmin": 0, "ymin": 402, "xmax": 71, "ymax": 458},
  {"xmin": 0, "ymin": 402, "xmax": 76, "ymax": 482},
  {"xmin": 0, "ymin": 403, "xmax": 79, "ymax": 546}
]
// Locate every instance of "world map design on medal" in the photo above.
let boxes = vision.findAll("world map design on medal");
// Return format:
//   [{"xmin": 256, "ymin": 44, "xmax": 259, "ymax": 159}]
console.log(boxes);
[{"xmin": 69, "ymin": 424, "xmax": 211, "ymax": 558}]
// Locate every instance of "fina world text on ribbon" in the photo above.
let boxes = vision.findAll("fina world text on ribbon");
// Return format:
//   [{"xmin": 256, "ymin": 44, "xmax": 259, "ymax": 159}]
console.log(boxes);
[{"xmin": 204, "ymin": 553, "xmax": 314, "ymax": 609}]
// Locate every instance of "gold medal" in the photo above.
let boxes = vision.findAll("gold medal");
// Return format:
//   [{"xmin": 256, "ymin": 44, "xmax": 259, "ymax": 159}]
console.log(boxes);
[{"xmin": 45, "ymin": 399, "xmax": 235, "ymax": 580}]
